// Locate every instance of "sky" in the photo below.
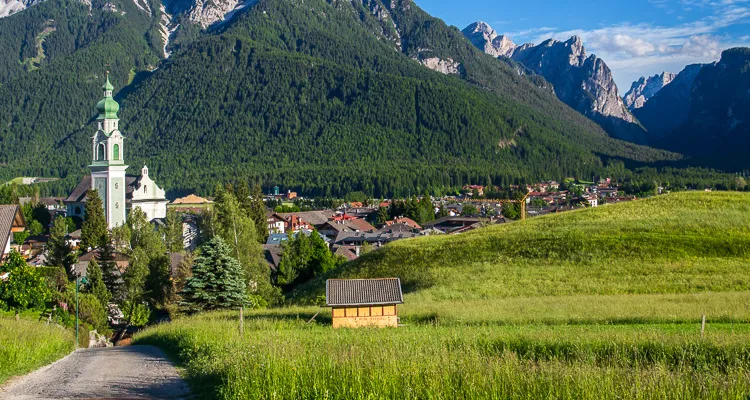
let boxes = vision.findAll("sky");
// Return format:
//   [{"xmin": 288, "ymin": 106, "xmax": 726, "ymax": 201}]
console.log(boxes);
[{"xmin": 416, "ymin": 0, "xmax": 750, "ymax": 91}]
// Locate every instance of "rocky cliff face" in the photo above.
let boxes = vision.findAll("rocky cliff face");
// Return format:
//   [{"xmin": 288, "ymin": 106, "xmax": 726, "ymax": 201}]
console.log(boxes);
[
  {"xmin": 0, "ymin": 0, "xmax": 42, "ymax": 17},
  {"xmin": 462, "ymin": 22, "xmax": 517, "ymax": 58},
  {"xmin": 623, "ymin": 72, "xmax": 675, "ymax": 110},
  {"xmin": 633, "ymin": 64, "xmax": 703, "ymax": 139},
  {"xmin": 661, "ymin": 49, "xmax": 750, "ymax": 169},
  {"xmin": 462, "ymin": 22, "xmax": 643, "ymax": 143}
]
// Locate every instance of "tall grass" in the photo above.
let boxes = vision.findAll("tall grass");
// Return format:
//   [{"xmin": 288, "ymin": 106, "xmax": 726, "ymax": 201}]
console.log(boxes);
[
  {"xmin": 0, "ymin": 315, "xmax": 75, "ymax": 385},
  {"xmin": 292, "ymin": 192, "xmax": 750, "ymax": 302},
  {"xmin": 136, "ymin": 312, "xmax": 750, "ymax": 399}
]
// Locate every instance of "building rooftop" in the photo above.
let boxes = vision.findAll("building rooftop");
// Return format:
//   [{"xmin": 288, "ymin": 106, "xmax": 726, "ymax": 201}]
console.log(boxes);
[{"xmin": 326, "ymin": 278, "xmax": 404, "ymax": 307}]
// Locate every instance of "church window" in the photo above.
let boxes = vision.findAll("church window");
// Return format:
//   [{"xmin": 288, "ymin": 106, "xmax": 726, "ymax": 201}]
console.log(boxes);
[
  {"xmin": 113, "ymin": 144, "xmax": 120, "ymax": 160},
  {"xmin": 98, "ymin": 143, "xmax": 106, "ymax": 161},
  {"xmin": 144, "ymin": 185, "xmax": 148, "ymax": 193}
]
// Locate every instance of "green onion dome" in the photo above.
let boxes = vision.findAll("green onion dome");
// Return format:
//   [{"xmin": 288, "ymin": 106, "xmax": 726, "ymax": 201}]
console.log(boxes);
[{"xmin": 96, "ymin": 75, "xmax": 119, "ymax": 119}]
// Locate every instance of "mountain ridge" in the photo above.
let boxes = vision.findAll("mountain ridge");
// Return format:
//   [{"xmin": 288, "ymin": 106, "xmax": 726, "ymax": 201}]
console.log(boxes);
[{"xmin": 461, "ymin": 21, "xmax": 644, "ymax": 144}]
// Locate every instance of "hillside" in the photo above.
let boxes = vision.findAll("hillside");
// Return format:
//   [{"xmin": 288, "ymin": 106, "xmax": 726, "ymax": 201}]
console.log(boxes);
[
  {"xmin": 133, "ymin": 191, "xmax": 750, "ymax": 399},
  {"xmin": 293, "ymin": 191, "xmax": 750, "ymax": 322},
  {"xmin": 662, "ymin": 49, "xmax": 750, "ymax": 171},
  {"xmin": 0, "ymin": 0, "xmax": 685, "ymax": 196}
]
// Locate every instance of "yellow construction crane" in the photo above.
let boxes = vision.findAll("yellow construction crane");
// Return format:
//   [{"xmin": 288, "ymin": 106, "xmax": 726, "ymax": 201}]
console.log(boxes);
[{"xmin": 470, "ymin": 192, "xmax": 531, "ymax": 221}]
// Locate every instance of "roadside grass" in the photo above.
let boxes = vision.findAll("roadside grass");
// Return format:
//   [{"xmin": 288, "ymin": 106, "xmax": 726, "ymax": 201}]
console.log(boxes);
[
  {"xmin": 136, "ymin": 312, "xmax": 750, "ymax": 400},
  {"xmin": 0, "ymin": 313, "xmax": 75, "ymax": 385}
]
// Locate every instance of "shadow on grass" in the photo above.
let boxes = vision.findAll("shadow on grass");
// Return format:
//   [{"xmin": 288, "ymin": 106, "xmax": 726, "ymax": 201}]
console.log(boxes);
[{"xmin": 401, "ymin": 313, "xmax": 750, "ymax": 327}]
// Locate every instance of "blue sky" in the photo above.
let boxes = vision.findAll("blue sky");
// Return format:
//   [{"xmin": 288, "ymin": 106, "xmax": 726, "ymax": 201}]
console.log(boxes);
[{"xmin": 417, "ymin": 0, "xmax": 750, "ymax": 90}]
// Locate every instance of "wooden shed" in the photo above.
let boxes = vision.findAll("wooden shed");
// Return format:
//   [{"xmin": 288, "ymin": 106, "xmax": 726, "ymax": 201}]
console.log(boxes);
[{"xmin": 326, "ymin": 278, "xmax": 404, "ymax": 328}]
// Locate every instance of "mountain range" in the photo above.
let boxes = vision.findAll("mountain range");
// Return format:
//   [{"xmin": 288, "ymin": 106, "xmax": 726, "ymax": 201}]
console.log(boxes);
[
  {"xmin": 462, "ymin": 21, "xmax": 749, "ymax": 171},
  {"xmin": 0, "ymin": 0, "xmax": 745, "ymax": 197}
]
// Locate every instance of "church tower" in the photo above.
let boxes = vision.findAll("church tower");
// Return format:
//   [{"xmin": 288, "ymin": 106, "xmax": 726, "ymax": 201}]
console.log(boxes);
[{"xmin": 90, "ymin": 72, "xmax": 127, "ymax": 229}]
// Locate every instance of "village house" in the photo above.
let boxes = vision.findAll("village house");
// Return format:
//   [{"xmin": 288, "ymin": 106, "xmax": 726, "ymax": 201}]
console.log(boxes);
[
  {"xmin": 422, "ymin": 216, "xmax": 490, "ymax": 234},
  {"xmin": 326, "ymin": 278, "xmax": 404, "ymax": 328},
  {"xmin": 170, "ymin": 194, "xmax": 213, "ymax": 214},
  {"xmin": 266, "ymin": 212, "xmax": 287, "ymax": 234},
  {"xmin": 385, "ymin": 217, "xmax": 422, "ymax": 230},
  {"xmin": 334, "ymin": 231, "xmax": 419, "ymax": 247},
  {"xmin": 318, "ymin": 218, "xmax": 376, "ymax": 241},
  {"xmin": 74, "ymin": 249, "xmax": 131, "ymax": 277},
  {"xmin": 0, "ymin": 205, "xmax": 25, "ymax": 260}
]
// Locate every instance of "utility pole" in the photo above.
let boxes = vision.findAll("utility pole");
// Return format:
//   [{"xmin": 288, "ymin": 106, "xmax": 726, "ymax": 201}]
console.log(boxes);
[{"xmin": 75, "ymin": 275, "xmax": 88, "ymax": 348}]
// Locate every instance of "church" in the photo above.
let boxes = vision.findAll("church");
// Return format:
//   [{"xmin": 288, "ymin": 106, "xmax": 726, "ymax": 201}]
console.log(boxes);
[{"xmin": 64, "ymin": 73, "xmax": 168, "ymax": 228}]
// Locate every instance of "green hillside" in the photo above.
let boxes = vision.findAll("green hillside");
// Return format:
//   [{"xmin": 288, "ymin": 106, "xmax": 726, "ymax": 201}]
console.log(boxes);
[
  {"xmin": 0, "ymin": 0, "xmax": 705, "ymax": 197},
  {"xmin": 135, "ymin": 191, "xmax": 750, "ymax": 399},
  {"xmin": 293, "ymin": 191, "xmax": 750, "ymax": 322}
]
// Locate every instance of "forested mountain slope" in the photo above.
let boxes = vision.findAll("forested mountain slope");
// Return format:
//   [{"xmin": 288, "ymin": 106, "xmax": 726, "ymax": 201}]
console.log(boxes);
[{"xmin": 0, "ymin": 0, "xmax": 688, "ymax": 196}]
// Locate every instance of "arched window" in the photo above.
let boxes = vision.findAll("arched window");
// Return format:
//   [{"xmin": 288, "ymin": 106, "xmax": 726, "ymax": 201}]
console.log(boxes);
[
  {"xmin": 144, "ymin": 185, "xmax": 148, "ymax": 193},
  {"xmin": 113, "ymin": 144, "xmax": 120, "ymax": 160},
  {"xmin": 97, "ymin": 143, "xmax": 105, "ymax": 161}
]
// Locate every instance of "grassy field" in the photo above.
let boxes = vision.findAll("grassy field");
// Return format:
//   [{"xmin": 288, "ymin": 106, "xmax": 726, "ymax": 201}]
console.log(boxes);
[
  {"xmin": 0, "ymin": 313, "xmax": 75, "ymax": 385},
  {"xmin": 136, "ymin": 192, "xmax": 750, "ymax": 399}
]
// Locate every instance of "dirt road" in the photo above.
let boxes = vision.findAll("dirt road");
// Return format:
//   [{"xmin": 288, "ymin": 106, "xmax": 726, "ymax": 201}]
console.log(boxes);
[{"xmin": 0, "ymin": 345, "xmax": 192, "ymax": 399}]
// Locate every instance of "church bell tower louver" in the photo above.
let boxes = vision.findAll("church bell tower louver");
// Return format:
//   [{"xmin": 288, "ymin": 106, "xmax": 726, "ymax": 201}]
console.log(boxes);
[{"xmin": 90, "ymin": 71, "xmax": 128, "ymax": 229}]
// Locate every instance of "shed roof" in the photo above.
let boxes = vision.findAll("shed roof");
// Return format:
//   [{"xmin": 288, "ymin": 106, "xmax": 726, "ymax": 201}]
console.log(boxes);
[
  {"xmin": 326, "ymin": 278, "xmax": 403, "ymax": 306},
  {"xmin": 0, "ymin": 205, "xmax": 24, "ymax": 253}
]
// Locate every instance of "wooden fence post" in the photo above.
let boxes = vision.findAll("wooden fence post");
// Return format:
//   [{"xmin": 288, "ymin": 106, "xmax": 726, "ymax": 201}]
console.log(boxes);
[{"xmin": 241, "ymin": 306, "xmax": 245, "ymax": 335}]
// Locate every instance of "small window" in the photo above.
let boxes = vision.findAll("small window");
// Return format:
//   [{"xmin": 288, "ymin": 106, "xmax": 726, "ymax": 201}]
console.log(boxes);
[
  {"xmin": 74, "ymin": 206, "xmax": 81, "ymax": 215},
  {"xmin": 113, "ymin": 144, "xmax": 119, "ymax": 160},
  {"xmin": 144, "ymin": 185, "xmax": 148, "ymax": 193},
  {"xmin": 97, "ymin": 143, "xmax": 106, "ymax": 160},
  {"xmin": 115, "ymin": 183, "xmax": 118, "ymax": 189}
]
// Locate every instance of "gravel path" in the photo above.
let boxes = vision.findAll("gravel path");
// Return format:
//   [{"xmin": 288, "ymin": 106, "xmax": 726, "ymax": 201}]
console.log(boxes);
[{"xmin": 0, "ymin": 345, "xmax": 192, "ymax": 399}]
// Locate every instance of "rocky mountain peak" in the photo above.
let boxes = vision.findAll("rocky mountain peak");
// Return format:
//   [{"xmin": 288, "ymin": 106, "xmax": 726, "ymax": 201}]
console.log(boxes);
[
  {"xmin": 623, "ymin": 71, "xmax": 676, "ymax": 110},
  {"xmin": 463, "ymin": 26, "xmax": 640, "ymax": 141},
  {"xmin": 461, "ymin": 21, "xmax": 516, "ymax": 58}
]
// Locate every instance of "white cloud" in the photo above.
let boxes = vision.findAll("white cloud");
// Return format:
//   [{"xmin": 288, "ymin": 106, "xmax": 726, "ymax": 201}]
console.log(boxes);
[{"xmin": 505, "ymin": 0, "xmax": 750, "ymax": 88}]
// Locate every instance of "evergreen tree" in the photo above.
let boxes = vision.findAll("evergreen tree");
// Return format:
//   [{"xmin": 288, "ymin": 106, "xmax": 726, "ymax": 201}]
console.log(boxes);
[
  {"xmin": 122, "ymin": 247, "xmax": 150, "ymax": 326},
  {"xmin": 277, "ymin": 232, "xmax": 312, "ymax": 286},
  {"xmin": 162, "ymin": 210, "xmax": 184, "ymax": 253},
  {"xmin": 97, "ymin": 237, "xmax": 122, "ymax": 301},
  {"xmin": 249, "ymin": 184, "xmax": 269, "ymax": 245},
  {"xmin": 47, "ymin": 216, "xmax": 77, "ymax": 277},
  {"xmin": 308, "ymin": 230, "xmax": 336, "ymax": 276},
  {"xmin": 81, "ymin": 189, "xmax": 107, "ymax": 250},
  {"xmin": 145, "ymin": 254, "xmax": 172, "ymax": 309},
  {"xmin": 436, "ymin": 204, "xmax": 449, "ymax": 218},
  {"xmin": 212, "ymin": 190, "xmax": 277, "ymax": 304},
  {"xmin": 180, "ymin": 237, "xmax": 248, "ymax": 312},
  {"xmin": 84, "ymin": 258, "xmax": 111, "ymax": 307},
  {"xmin": 376, "ymin": 206, "xmax": 389, "ymax": 226}
]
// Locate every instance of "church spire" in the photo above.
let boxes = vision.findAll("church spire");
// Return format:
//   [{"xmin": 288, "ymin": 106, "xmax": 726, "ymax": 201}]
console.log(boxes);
[{"xmin": 96, "ymin": 70, "xmax": 120, "ymax": 124}]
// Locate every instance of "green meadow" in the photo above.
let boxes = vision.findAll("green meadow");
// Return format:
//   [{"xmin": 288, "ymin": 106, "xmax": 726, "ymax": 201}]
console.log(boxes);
[
  {"xmin": 0, "ymin": 313, "xmax": 75, "ymax": 385},
  {"xmin": 135, "ymin": 192, "xmax": 750, "ymax": 399}
]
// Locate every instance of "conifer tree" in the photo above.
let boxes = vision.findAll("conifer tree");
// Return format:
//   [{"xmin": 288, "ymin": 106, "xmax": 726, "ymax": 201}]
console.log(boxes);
[
  {"xmin": 84, "ymin": 258, "xmax": 112, "ymax": 307},
  {"xmin": 162, "ymin": 210, "xmax": 184, "ymax": 253},
  {"xmin": 180, "ymin": 237, "xmax": 247, "ymax": 312},
  {"xmin": 81, "ymin": 189, "xmax": 107, "ymax": 250},
  {"xmin": 47, "ymin": 216, "xmax": 77, "ymax": 277},
  {"xmin": 376, "ymin": 206, "xmax": 389, "ymax": 227},
  {"xmin": 97, "ymin": 237, "xmax": 122, "ymax": 301},
  {"xmin": 249, "ymin": 184, "xmax": 269, "ymax": 245}
]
